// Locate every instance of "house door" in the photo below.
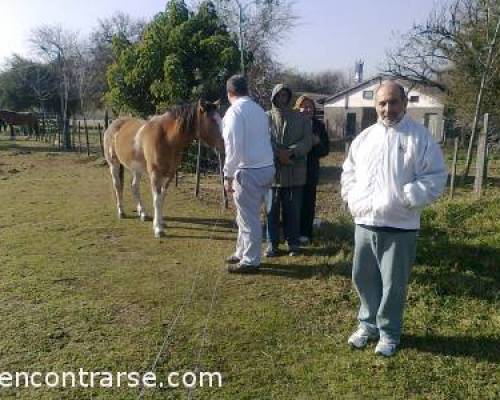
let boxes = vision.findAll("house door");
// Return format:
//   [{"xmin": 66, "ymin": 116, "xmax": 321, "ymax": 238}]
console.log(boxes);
[
  {"xmin": 345, "ymin": 113, "xmax": 356, "ymax": 137},
  {"xmin": 361, "ymin": 107, "xmax": 377, "ymax": 130}
]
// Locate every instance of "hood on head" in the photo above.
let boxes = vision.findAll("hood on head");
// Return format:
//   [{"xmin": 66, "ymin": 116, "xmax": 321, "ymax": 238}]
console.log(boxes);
[{"xmin": 271, "ymin": 83, "xmax": 292, "ymax": 108}]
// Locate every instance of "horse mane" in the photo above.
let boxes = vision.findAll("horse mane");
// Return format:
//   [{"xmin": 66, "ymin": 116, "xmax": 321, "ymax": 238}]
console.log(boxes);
[{"xmin": 165, "ymin": 102, "xmax": 199, "ymax": 137}]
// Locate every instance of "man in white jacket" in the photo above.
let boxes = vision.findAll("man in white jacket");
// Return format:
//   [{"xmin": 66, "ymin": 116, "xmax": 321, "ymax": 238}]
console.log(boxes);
[
  {"xmin": 223, "ymin": 75, "xmax": 275, "ymax": 273},
  {"xmin": 341, "ymin": 81, "xmax": 447, "ymax": 356}
]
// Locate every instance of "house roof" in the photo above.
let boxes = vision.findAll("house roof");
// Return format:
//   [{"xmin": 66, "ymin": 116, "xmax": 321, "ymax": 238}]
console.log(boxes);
[
  {"xmin": 321, "ymin": 76, "xmax": 385, "ymax": 104},
  {"xmin": 322, "ymin": 74, "xmax": 445, "ymax": 105}
]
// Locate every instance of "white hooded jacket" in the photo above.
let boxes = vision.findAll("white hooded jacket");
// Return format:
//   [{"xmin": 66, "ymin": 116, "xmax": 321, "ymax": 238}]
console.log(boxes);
[{"xmin": 341, "ymin": 115, "xmax": 447, "ymax": 230}]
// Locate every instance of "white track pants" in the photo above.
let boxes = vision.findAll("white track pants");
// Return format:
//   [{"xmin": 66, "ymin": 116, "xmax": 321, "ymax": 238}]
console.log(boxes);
[{"xmin": 233, "ymin": 166, "xmax": 275, "ymax": 266}]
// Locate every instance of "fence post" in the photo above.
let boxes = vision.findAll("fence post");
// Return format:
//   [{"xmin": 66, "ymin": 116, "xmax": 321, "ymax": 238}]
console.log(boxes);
[
  {"xmin": 42, "ymin": 114, "xmax": 47, "ymax": 143},
  {"xmin": 104, "ymin": 109, "xmax": 109, "ymax": 130},
  {"xmin": 195, "ymin": 139, "xmax": 202, "ymax": 197},
  {"xmin": 84, "ymin": 118, "xmax": 90, "ymax": 157},
  {"xmin": 98, "ymin": 123, "xmax": 104, "ymax": 157},
  {"xmin": 218, "ymin": 152, "xmax": 228, "ymax": 209},
  {"xmin": 449, "ymin": 137, "xmax": 459, "ymax": 200},
  {"xmin": 474, "ymin": 113, "xmax": 488, "ymax": 197},
  {"xmin": 71, "ymin": 117, "xmax": 76, "ymax": 150},
  {"xmin": 77, "ymin": 120, "xmax": 82, "ymax": 154}
]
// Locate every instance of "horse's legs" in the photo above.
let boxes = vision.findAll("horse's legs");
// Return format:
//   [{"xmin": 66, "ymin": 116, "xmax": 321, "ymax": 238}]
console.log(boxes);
[
  {"xmin": 151, "ymin": 172, "xmax": 173, "ymax": 238},
  {"xmin": 110, "ymin": 164, "xmax": 125, "ymax": 218},
  {"xmin": 131, "ymin": 170, "xmax": 147, "ymax": 221}
]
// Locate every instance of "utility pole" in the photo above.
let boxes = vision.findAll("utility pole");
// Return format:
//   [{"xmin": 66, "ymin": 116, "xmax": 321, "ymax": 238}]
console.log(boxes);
[{"xmin": 234, "ymin": 0, "xmax": 246, "ymax": 75}]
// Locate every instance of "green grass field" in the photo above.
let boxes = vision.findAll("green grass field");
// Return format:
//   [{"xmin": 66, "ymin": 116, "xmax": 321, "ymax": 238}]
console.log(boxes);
[{"xmin": 0, "ymin": 137, "xmax": 498, "ymax": 399}]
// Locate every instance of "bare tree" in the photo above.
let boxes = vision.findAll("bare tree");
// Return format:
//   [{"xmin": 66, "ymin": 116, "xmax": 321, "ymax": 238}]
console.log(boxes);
[
  {"xmin": 385, "ymin": 0, "xmax": 500, "ymax": 177},
  {"xmin": 277, "ymin": 68, "xmax": 348, "ymax": 94},
  {"xmin": 214, "ymin": 0, "xmax": 298, "ymax": 100},
  {"xmin": 30, "ymin": 25, "xmax": 79, "ymax": 149},
  {"xmin": 87, "ymin": 12, "xmax": 146, "ymax": 109}
]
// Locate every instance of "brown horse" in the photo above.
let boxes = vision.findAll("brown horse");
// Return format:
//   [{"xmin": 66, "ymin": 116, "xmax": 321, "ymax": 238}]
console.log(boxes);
[
  {"xmin": 103, "ymin": 100, "xmax": 224, "ymax": 238},
  {"xmin": 0, "ymin": 110, "xmax": 39, "ymax": 136}
]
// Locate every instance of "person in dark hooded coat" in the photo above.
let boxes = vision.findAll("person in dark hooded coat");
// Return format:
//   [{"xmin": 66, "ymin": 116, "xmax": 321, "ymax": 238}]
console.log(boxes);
[{"xmin": 266, "ymin": 84, "xmax": 312, "ymax": 256}]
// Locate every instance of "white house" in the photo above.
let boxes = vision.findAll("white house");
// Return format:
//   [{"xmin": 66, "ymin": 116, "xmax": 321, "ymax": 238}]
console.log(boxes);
[{"xmin": 323, "ymin": 75, "xmax": 445, "ymax": 142}]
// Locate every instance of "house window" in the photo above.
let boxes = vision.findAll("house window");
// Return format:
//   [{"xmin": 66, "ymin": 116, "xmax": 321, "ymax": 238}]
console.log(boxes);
[
  {"xmin": 409, "ymin": 95, "xmax": 420, "ymax": 103},
  {"xmin": 363, "ymin": 90, "xmax": 374, "ymax": 100}
]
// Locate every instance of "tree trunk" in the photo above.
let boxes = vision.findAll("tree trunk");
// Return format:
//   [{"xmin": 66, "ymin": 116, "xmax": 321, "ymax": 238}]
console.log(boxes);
[{"xmin": 462, "ymin": 75, "xmax": 486, "ymax": 178}]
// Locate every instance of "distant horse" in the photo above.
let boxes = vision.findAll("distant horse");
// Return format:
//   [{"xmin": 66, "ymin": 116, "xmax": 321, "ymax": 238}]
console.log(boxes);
[
  {"xmin": 103, "ymin": 100, "xmax": 224, "ymax": 238},
  {"xmin": 0, "ymin": 110, "xmax": 39, "ymax": 137}
]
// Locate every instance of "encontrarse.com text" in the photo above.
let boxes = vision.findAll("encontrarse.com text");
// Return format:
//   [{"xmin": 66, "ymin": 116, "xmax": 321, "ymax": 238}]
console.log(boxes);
[{"xmin": 0, "ymin": 370, "xmax": 222, "ymax": 389}]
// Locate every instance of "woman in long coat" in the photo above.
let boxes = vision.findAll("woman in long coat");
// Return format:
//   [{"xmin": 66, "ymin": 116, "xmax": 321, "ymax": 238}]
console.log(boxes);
[{"xmin": 294, "ymin": 95, "xmax": 330, "ymax": 244}]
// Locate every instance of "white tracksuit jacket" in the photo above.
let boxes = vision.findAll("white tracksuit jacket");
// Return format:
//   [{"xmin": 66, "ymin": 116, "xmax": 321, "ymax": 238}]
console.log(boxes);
[{"xmin": 341, "ymin": 115, "xmax": 447, "ymax": 230}]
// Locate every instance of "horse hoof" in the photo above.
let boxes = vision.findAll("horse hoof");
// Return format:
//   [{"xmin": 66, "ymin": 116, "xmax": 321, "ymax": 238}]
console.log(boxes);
[
  {"xmin": 140, "ymin": 214, "xmax": 147, "ymax": 222},
  {"xmin": 154, "ymin": 230, "xmax": 165, "ymax": 238},
  {"xmin": 118, "ymin": 212, "xmax": 125, "ymax": 219}
]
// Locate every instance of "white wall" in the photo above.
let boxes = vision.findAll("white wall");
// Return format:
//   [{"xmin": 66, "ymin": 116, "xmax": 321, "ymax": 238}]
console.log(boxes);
[{"xmin": 324, "ymin": 80, "xmax": 444, "ymax": 110}]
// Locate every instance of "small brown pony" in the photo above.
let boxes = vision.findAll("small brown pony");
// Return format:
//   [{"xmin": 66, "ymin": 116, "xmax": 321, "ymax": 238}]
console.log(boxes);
[
  {"xmin": 0, "ymin": 110, "xmax": 39, "ymax": 136},
  {"xmin": 103, "ymin": 100, "xmax": 224, "ymax": 238}
]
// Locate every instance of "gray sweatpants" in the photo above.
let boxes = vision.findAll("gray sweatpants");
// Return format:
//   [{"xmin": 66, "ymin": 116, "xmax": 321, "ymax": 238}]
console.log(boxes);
[
  {"xmin": 352, "ymin": 224, "xmax": 418, "ymax": 343},
  {"xmin": 233, "ymin": 166, "xmax": 275, "ymax": 266}
]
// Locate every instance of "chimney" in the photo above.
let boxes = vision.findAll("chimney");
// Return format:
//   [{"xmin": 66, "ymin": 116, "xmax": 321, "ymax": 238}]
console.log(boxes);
[{"xmin": 354, "ymin": 60, "xmax": 364, "ymax": 84}]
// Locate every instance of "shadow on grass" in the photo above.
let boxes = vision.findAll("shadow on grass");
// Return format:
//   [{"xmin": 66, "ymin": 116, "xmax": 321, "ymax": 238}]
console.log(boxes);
[
  {"xmin": 167, "ymin": 216, "xmax": 236, "ymax": 230},
  {"xmin": 414, "ymin": 228, "xmax": 499, "ymax": 301},
  {"xmin": 402, "ymin": 334, "xmax": 500, "ymax": 363},
  {"xmin": 256, "ymin": 218, "xmax": 355, "ymax": 280},
  {"xmin": 258, "ymin": 261, "xmax": 351, "ymax": 280},
  {"xmin": 275, "ymin": 215, "xmax": 499, "ymax": 301},
  {"xmin": 0, "ymin": 141, "xmax": 61, "ymax": 154},
  {"xmin": 165, "ymin": 234, "xmax": 233, "ymax": 241},
  {"xmin": 318, "ymin": 165, "xmax": 342, "ymax": 186}
]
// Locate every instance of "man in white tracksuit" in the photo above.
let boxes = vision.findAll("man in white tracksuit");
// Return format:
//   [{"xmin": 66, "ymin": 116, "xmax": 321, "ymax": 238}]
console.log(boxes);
[
  {"xmin": 341, "ymin": 81, "xmax": 447, "ymax": 356},
  {"xmin": 223, "ymin": 75, "xmax": 275, "ymax": 273}
]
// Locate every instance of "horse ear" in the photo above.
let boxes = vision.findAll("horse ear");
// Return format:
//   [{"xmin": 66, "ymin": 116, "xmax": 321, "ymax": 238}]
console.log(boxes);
[
  {"xmin": 213, "ymin": 99, "xmax": 221, "ymax": 109},
  {"xmin": 198, "ymin": 99, "xmax": 207, "ymax": 113}
]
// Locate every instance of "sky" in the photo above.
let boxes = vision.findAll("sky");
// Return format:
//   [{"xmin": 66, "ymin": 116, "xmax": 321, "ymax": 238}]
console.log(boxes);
[{"xmin": 0, "ymin": 0, "xmax": 442, "ymax": 78}]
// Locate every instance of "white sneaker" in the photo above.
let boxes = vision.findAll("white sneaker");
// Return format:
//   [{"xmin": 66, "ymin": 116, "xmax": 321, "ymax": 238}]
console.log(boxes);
[
  {"xmin": 374, "ymin": 339, "xmax": 399, "ymax": 357},
  {"xmin": 347, "ymin": 327, "xmax": 379, "ymax": 349}
]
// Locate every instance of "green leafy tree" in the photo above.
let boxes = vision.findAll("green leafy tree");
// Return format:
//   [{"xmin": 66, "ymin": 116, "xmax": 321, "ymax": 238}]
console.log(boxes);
[
  {"xmin": 106, "ymin": 0, "xmax": 240, "ymax": 116},
  {"xmin": 0, "ymin": 55, "xmax": 59, "ymax": 112}
]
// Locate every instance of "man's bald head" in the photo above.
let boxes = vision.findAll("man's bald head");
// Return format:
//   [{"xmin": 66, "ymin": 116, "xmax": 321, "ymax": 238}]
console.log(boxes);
[
  {"xmin": 375, "ymin": 81, "xmax": 407, "ymax": 102},
  {"xmin": 375, "ymin": 81, "xmax": 408, "ymax": 126}
]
